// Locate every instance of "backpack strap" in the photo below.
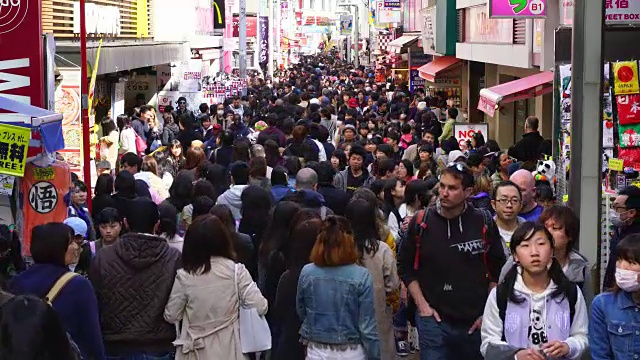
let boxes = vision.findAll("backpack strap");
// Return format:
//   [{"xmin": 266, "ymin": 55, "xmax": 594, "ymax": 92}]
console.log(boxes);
[
  {"xmin": 391, "ymin": 208, "xmax": 403, "ymax": 230},
  {"xmin": 496, "ymin": 283, "xmax": 509, "ymax": 341},
  {"xmin": 480, "ymin": 209, "xmax": 494, "ymax": 281},
  {"xmin": 567, "ymin": 283, "xmax": 578, "ymax": 324},
  {"xmin": 45, "ymin": 272, "xmax": 79, "ymax": 306},
  {"xmin": 413, "ymin": 208, "xmax": 430, "ymax": 271}
]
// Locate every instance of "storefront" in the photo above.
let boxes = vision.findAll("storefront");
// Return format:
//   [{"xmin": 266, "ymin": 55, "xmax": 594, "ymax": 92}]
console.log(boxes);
[
  {"xmin": 387, "ymin": 33, "xmax": 419, "ymax": 84},
  {"xmin": 416, "ymin": 56, "xmax": 464, "ymax": 120}
]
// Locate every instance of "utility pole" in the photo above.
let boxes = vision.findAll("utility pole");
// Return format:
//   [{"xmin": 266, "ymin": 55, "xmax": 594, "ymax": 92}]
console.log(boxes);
[
  {"xmin": 353, "ymin": 4, "xmax": 359, "ymax": 68},
  {"xmin": 568, "ymin": 0, "xmax": 604, "ymax": 270},
  {"xmin": 268, "ymin": 0, "xmax": 274, "ymax": 78},
  {"xmin": 79, "ymin": 0, "xmax": 92, "ymax": 207},
  {"xmin": 239, "ymin": 0, "xmax": 247, "ymax": 95}
]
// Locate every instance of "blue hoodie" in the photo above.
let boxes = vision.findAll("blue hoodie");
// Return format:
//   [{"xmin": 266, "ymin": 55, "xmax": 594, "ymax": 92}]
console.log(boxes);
[{"xmin": 10, "ymin": 263, "xmax": 106, "ymax": 360}]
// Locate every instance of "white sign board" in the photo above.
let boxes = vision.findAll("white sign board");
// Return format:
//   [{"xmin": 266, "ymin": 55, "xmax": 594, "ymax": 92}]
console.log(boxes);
[
  {"xmin": 453, "ymin": 123, "xmax": 489, "ymax": 148},
  {"xmin": 73, "ymin": 2, "xmax": 121, "ymax": 35}
]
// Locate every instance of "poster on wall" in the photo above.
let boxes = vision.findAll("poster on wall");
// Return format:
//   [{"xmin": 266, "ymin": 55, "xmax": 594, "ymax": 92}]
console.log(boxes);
[
  {"xmin": 178, "ymin": 60, "xmax": 203, "ymax": 93},
  {"xmin": 453, "ymin": 123, "xmax": 488, "ymax": 149},
  {"xmin": 620, "ymin": 123, "xmax": 640, "ymax": 148},
  {"xmin": 340, "ymin": 15, "xmax": 353, "ymax": 35},
  {"xmin": 617, "ymin": 94, "xmax": 640, "ymax": 125},
  {"xmin": 55, "ymin": 68, "xmax": 83, "ymax": 178},
  {"xmin": 613, "ymin": 61, "xmax": 640, "ymax": 95}
]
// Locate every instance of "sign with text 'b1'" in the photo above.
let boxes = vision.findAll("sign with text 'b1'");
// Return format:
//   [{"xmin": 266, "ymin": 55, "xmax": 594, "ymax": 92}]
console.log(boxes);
[
  {"xmin": 489, "ymin": 0, "xmax": 546, "ymax": 18},
  {"xmin": 0, "ymin": 0, "xmax": 45, "ymax": 111}
]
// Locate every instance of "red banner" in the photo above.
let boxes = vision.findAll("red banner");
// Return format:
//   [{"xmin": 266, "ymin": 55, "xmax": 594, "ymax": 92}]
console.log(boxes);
[
  {"xmin": 232, "ymin": 16, "xmax": 257, "ymax": 37},
  {"xmin": 0, "ymin": 0, "xmax": 45, "ymax": 109},
  {"xmin": 617, "ymin": 94, "xmax": 640, "ymax": 125}
]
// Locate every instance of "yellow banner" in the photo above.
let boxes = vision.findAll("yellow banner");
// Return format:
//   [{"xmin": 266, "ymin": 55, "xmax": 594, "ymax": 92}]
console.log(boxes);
[
  {"xmin": 137, "ymin": 0, "xmax": 149, "ymax": 38},
  {"xmin": 0, "ymin": 124, "xmax": 31, "ymax": 177},
  {"xmin": 87, "ymin": 39, "xmax": 103, "ymax": 116},
  {"xmin": 614, "ymin": 61, "xmax": 640, "ymax": 95}
]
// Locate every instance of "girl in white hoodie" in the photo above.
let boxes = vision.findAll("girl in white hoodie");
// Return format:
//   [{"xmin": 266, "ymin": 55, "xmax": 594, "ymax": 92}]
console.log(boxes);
[{"xmin": 481, "ymin": 222, "xmax": 589, "ymax": 360}]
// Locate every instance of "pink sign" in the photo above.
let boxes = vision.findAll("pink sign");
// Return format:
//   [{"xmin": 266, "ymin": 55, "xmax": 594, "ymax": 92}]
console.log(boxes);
[{"xmin": 489, "ymin": 0, "xmax": 547, "ymax": 18}]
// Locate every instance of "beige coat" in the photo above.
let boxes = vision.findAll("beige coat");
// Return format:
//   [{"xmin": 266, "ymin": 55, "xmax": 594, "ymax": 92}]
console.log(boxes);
[
  {"xmin": 362, "ymin": 241, "xmax": 400, "ymax": 360},
  {"xmin": 164, "ymin": 258, "xmax": 268, "ymax": 360}
]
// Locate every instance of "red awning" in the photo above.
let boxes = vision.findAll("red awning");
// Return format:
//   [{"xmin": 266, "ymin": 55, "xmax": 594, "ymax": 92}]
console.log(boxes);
[
  {"xmin": 477, "ymin": 71, "xmax": 554, "ymax": 117},
  {"xmin": 304, "ymin": 16, "xmax": 331, "ymax": 25},
  {"xmin": 417, "ymin": 56, "xmax": 462, "ymax": 82}
]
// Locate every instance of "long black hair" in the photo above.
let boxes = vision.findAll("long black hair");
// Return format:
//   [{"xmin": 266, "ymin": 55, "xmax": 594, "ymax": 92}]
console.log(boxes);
[
  {"xmin": 258, "ymin": 201, "xmax": 300, "ymax": 263},
  {"xmin": 502, "ymin": 222, "xmax": 574, "ymax": 304},
  {"xmin": 345, "ymin": 198, "xmax": 380, "ymax": 260}
]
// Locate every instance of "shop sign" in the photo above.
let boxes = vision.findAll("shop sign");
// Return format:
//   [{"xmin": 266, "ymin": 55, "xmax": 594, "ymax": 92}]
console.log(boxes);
[
  {"xmin": 561, "ymin": 0, "xmax": 640, "ymax": 25},
  {"xmin": 383, "ymin": 0, "xmax": 401, "ymax": 9},
  {"xmin": 617, "ymin": 94, "xmax": 640, "ymax": 124},
  {"xmin": 73, "ymin": 2, "xmax": 121, "ymax": 36},
  {"xmin": 259, "ymin": 16, "xmax": 269, "ymax": 65},
  {"xmin": 410, "ymin": 70, "xmax": 425, "ymax": 92},
  {"xmin": 478, "ymin": 96, "xmax": 497, "ymax": 117},
  {"xmin": 432, "ymin": 74, "xmax": 461, "ymax": 87},
  {"xmin": 465, "ymin": 5, "xmax": 513, "ymax": 44},
  {"xmin": 232, "ymin": 16, "xmax": 257, "ymax": 37},
  {"xmin": 340, "ymin": 15, "xmax": 353, "ymax": 35},
  {"xmin": 453, "ymin": 123, "xmax": 488, "ymax": 148},
  {"xmin": 421, "ymin": 6, "xmax": 436, "ymax": 54},
  {"xmin": 620, "ymin": 123, "xmax": 640, "ymax": 148},
  {"xmin": 213, "ymin": 0, "xmax": 225, "ymax": 29},
  {"xmin": 195, "ymin": 8, "xmax": 215, "ymax": 34},
  {"xmin": 489, "ymin": 0, "xmax": 546, "ymax": 18},
  {"xmin": 613, "ymin": 61, "xmax": 640, "ymax": 95},
  {"xmin": 0, "ymin": 0, "xmax": 45, "ymax": 115},
  {"xmin": 0, "ymin": 124, "xmax": 31, "ymax": 177}
]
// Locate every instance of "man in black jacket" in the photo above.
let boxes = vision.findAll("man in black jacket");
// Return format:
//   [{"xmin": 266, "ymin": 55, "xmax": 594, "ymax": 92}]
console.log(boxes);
[
  {"xmin": 89, "ymin": 197, "xmax": 181, "ymax": 359},
  {"xmin": 398, "ymin": 163, "xmax": 506, "ymax": 360},
  {"xmin": 511, "ymin": 116, "xmax": 544, "ymax": 165},
  {"xmin": 309, "ymin": 161, "xmax": 349, "ymax": 216}
]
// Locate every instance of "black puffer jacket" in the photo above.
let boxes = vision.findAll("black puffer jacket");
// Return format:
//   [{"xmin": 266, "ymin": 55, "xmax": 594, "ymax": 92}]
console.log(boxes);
[{"xmin": 89, "ymin": 232, "xmax": 181, "ymax": 355}]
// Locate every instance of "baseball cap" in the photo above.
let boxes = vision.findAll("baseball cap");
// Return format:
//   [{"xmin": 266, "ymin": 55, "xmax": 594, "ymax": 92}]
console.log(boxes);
[
  {"xmin": 448, "ymin": 150, "xmax": 467, "ymax": 164},
  {"xmin": 64, "ymin": 217, "xmax": 87, "ymax": 238}
]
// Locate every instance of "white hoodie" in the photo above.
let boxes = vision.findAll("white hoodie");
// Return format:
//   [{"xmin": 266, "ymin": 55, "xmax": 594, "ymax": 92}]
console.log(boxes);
[{"xmin": 481, "ymin": 272, "xmax": 589, "ymax": 359}]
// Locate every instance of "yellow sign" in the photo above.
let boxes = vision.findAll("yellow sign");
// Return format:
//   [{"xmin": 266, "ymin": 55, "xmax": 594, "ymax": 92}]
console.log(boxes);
[
  {"xmin": 613, "ymin": 61, "xmax": 640, "ymax": 95},
  {"xmin": 562, "ymin": 194, "xmax": 568, "ymax": 203},
  {"xmin": 0, "ymin": 124, "xmax": 31, "ymax": 177},
  {"xmin": 87, "ymin": 39, "xmax": 102, "ymax": 116},
  {"xmin": 609, "ymin": 158, "xmax": 624, "ymax": 171},
  {"xmin": 33, "ymin": 167, "xmax": 56, "ymax": 181},
  {"xmin": 137, "ymin": 0, "xmax": 149, "ymax": 38}
]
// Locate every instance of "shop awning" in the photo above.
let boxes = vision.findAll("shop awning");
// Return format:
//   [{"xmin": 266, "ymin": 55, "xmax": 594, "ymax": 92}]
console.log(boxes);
[
  {"xmin": 388, "ymin": 35, "xmax": 418, "ymax": 53},
  {"xmin": 417, "ymin": 56, "xmax": 462, "ymax": 82},
  {"xmin": 478, "ymin": 71, "xmax": 554, "ymax": 117}
]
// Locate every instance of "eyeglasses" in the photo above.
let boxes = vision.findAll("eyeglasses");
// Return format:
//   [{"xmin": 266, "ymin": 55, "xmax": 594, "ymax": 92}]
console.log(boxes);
[{"xmin": 496, "ymin": 198, "xmax": 521, "ymax": 206}]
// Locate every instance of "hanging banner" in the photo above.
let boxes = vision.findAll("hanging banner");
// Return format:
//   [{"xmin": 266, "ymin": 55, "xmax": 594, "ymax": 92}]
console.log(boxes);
[
  {"xmin": 613, "ymin": 61, "xmax": 640, "ymax": 95},
  {"xmin": 0, "ymin": 124, "xmax": 32, "ymax": 177},
  {"xmin": 213, "ymin": 0, "xmax": 226, "ymax": 29},
  {"xmin": 489, "ymin": 0, "xmax": 547, "ymax": 18},
  {"xmin": 259, "ymin": 16, "xmax": 269, "ymax": 66},
  {"xmin": 340, "ymin": 14, "xmax": 353, "ymax": 35},
  {"xmin": 232, "ymin": 16, "xmax": 258, "ymax": 37},
  {"xmin": 620, "ymin": 123, "xmax": 640, "ymax": 148},
  {"xmin": 87, "ymin": 39, "xmax": 103, "ymax": 116},
  {"xmin": 617, "ymin": 94, "xmax": 640, "ymax": 125}
]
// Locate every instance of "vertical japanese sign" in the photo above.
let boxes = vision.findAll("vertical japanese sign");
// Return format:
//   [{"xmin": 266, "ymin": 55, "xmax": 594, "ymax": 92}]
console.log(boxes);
[
  {"xmin": 0, "ymin": 124, "xmax": 31, "ymax": 177},
  {"xmin": 0, "ymin": 0, "xmax": 45, "ymax": 117},
  {"xmin": 489, "ymin": 0, "xmax": 547, "ymax": 18},
  {"xmin": 259, "ymin": 16, "xmax": 269, "ymax": 66}
]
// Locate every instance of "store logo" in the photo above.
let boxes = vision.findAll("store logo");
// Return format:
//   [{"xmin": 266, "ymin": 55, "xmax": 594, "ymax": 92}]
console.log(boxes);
[{"xmin": 0, "ymin": 0, "xmax": 28, "ymax": 34}]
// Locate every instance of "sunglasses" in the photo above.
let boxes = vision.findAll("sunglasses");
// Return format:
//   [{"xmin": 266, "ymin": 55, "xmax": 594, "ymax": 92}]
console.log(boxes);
[
  {"xmin": 447, "ymin": 162, "xmax": 470, "ymax": 172},
  {"xmin": 178, "ymin": 101, "xmax": 186, "ymax": 104}
]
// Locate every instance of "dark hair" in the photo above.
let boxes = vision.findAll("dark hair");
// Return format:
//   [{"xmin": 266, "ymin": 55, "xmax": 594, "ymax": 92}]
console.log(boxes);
[
  {"xmin": 447, "ymin": 107, "xmax": 458, "ymax": 119},
  {"xmin": 239, "ymin": 186, "xmax": 273, "ymax": 237},
  {"xmin": 204, "ymin": 163, "xmax": 229, "ymax": 199},
  {"xmin": 538, "ymin": 205, "xmax": 579, "ymax": 253},
  {"xmin": 230, "ymin": 161, "xmax": 250, "ymax": 185},
  {"xmin": 209, "ymin": 205, "xmax": 236, "ymax": 232},
  {"xmin": 331, "ymin": 149, "xmax": 347, "ymax": 171},
  {"xmin": 288, "ymin": 217, "xmax": 323, "ymax": 269},
  {"xmin": 502, "ymin": 222, "xmax": 574, "ymax": 304},
  {"xmin": 193, "ymin": 180, "xmax": 216, "ymax": 200},
  {"xmin": 472, "ymin": 132, "xmax": 485, "ymax": 148},
  {"xmin": 94, "ymin": 173, "xmax": 114, "ymax": 196},
  {"xmin": 141, "ymin": 155, "xmax": 158, "ymax": 176},
  {"xmin": 619, "ymin": 185, "xmax": 640, "ymax": 210},
  {"xmin": 249, "ymin": 157, "xmax": 268, "ymax": 178},
  {"xmin": 441, "ymin": 163, "xmax": 475, "ymax": 189},
  {"xmin": 270, "ymin": 166, "xmax": 289, "ymax": 187},
  {"xmin": 167, "ymin": 172, "xmax": 194, "ymax": 211},
  {"xmin": 345, "ymin": 199, "xmax": 380, "ymax": 260},
  {"xmin": 403, "ymin": 179, "xmax": 431, "ymax": 207},
  {"xmin": 72, "ymin": 180, "xmax": 87, "ymax": 193},
  {"xmin": 121, "ymin": 152, "xmax": 142, "ymax": 171},
  {"xmin": 126, "ymin": 197, "xmax": 159, "ymax": 233},
  {"xmin": 232, "ymin": 139, "xmax": 251, "ymax": 163},
  {"xmin": 399, "ymin": 159, "xmax": 414, "ymax": 178},
  {"xmin": 376, "ymin": 158, "xmax": 395, "ymax": 177},
  {"xmin": 615, "ymin": 233, "xmax": 640, "ymax": 266},
  {"xmin": 96, "ymin": 207, "xmax": 122, "ymax": 225},
  {"xmin": 492, "ymin": 180, "xmax": 523, "ymax": 200},
  {"xmin": 116, "ymin": 114, "xmax": 129, "ymax": 131},
  {"xmin": 182, "ymin": 215, "xmax": 235, "ymax": 274},
  {"xmin": 184, "ymin": 147, "xmax": 206, "ymax": 172},
  {"xmin": 0, "ymin": 295, "xmax": 76, "ymax": 359},
  {"xmin": 101, "ymin": 117, "xmax": 117, "ymax": 136},
  {"xmin": 220, "ymin": 130, "xmax": 235, "ymax": 146},
  {"xmin": 259, "ymin": 201, "xmax": 300, "ymax": 262},
  {"xmin": 192, "ymin": 196, "xmax": 216, "ymax": 220},
  {"xmin": 158, "ymin": 202, "xmax": 178, "ymax": 239},
  {"xmin": 310, "ymin": 216, "xmax": 358, "ymax": 267},
  {"xmin": 284, "ymin": 157, "xmax": 302, "ymax": 178},
  {"xmin": 264, "ymin": 139, "xmax": 282, "ymax": 168},
  {"xmin": 114, "ymin": 170, "xmax": 136, "ymax": 197},
  {"xmin": 535, "ymin": 185, "xmax": 556, "ymax": 202},
  {"xmin": 30, "ymin": 223, "xmax": 73, "ymax": 267},
  {"xmin": 349, "ymin": 144, "xmax": 367, "ymax": 160}
]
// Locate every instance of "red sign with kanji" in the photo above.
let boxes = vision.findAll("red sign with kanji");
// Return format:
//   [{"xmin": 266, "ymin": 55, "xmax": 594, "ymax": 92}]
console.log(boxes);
[
  {"xmin": 232, "ymin": 16, "xmax": 257, "ymax": 37},
  {"xmin": 618, "ymin": 94, "xmax": 640, "ymax": 124}
]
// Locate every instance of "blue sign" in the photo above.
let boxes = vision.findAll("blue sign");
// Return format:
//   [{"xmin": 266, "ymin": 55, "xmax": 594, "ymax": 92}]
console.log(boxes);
[{"xmin": 410, "ymin": 70, "xmax": 425, "ymax": 92}]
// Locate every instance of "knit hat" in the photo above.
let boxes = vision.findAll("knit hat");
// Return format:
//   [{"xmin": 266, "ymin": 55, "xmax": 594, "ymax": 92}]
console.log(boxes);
[
  {"xmin": 347, "ymin": 98, "xmax": 358, "ymax": 108},
  {"xmin": 342, "ymin": 124, "xmax": 357, "ymax": 135},
  {"xmin": 254, "ymin": 121, "xmax": 268, "ymax": 131}
]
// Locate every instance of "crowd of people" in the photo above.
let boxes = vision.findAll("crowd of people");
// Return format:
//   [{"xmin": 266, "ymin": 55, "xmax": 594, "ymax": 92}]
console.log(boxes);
[{"xmin": 1, "ymin": 54, "xmax": 640, "ymax": 360}]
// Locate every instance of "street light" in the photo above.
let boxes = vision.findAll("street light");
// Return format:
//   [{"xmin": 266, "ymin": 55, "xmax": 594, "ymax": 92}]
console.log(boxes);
[{"xmin": 338, "ymin": 3, "xmax": 359, "ymax": 68}]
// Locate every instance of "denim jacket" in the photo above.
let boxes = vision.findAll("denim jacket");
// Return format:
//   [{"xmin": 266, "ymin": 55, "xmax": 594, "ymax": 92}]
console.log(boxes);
[
  {"xmin": 590, "ymin": 290, "xmax": 640, "ymax": 360},
  {"xmin": 296, "ymin": 263, "xmax": 381, "ymax": 360}
]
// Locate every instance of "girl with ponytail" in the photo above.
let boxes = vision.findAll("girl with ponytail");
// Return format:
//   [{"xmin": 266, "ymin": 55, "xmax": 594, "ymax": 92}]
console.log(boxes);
[
  {"xmin": 480, "ymin": 222, "xmax": 589, "ymax": 360},
  {"xmin": 296, "ymin": 215, "xmax": 381, "ymax": 360}
]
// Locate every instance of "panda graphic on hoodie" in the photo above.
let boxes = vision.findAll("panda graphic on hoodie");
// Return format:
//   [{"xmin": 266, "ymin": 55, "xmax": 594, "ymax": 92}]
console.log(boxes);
[{"xmin": 528, "ymin": 308, "xmax": 548, "ymax": 347}]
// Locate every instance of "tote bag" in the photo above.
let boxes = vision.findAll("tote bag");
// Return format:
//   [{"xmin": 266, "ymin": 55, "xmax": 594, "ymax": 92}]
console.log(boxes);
[{"xmin": 234, "ymin": 263, "xmax": 271, "ymax": 353}]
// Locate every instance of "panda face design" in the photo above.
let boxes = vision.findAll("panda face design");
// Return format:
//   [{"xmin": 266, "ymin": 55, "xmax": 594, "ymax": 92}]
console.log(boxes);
[{"xmin": 530, "ymin": 309, "xmax": 544, "ymax": 331}]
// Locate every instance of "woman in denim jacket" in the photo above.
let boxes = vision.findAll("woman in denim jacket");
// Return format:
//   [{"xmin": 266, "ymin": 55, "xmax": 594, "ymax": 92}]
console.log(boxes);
[
  {"xmin": 590, "ymin": 233, "xmax": 640, "ymax": 359},
  {"xmin": 296, "ymin": 216, "xmax": 381, "ymax": 360}
]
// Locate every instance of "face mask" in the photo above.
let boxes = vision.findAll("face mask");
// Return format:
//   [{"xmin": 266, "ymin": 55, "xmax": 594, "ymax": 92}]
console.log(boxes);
[
  {"xmin": 616, "ymin": 268, "xmax": 640, "ymax": 292},
  {"xmin": 610, "ymin": 209, "xmax": 625, "ymax": 226},
  {"xmin": 217, "ymin": 110, "xmax": 224, "ymax": 116}
]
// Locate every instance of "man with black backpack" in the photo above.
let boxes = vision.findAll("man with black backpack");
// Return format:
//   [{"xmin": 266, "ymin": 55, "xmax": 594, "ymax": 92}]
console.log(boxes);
[{"xmin": 398, "ymin": 162, "xmax": 506, "ymax": 360}]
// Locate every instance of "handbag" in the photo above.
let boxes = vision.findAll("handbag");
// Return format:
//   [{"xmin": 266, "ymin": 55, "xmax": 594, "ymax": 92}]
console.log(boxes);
[
  {"xmin": 135, "ymin": 132, "xmax": 147, "ymax": 155},
  {"xmin": 234, "ymin": 263, "xmax": 271, "ymax": 353}
]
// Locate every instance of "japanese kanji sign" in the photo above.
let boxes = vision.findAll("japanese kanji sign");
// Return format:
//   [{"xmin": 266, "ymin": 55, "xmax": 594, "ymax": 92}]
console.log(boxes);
[
  {"xmin": 489, "ymin": 0, "xmax": 547, "ymax": 18},
  {"xmin": 614, "ymin": 61, "xmax": 640, "ymax": 95},
  {"xmin": 617, "ymin": 94, "xmax": 640, "ymax": 124},
  {"xmin": 259, "ymin": 16, "xmax": 269, "ymax": 66},
  {"xmin": 620, "ymin": 123, "xmax": 640, "ymax": 148},
  {"xmin": 0, "ymin": 124, "xmax": 31, "ymax": 177},
  {"xmin": 606, "ymin": 0, "xmax": 640, "ymax": 23}
]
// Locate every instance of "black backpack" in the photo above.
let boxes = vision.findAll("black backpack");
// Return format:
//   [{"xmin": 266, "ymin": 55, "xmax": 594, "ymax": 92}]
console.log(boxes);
[{"xmin": 495, "ymin": 281, "xmax": 578, "ymax": 341}]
